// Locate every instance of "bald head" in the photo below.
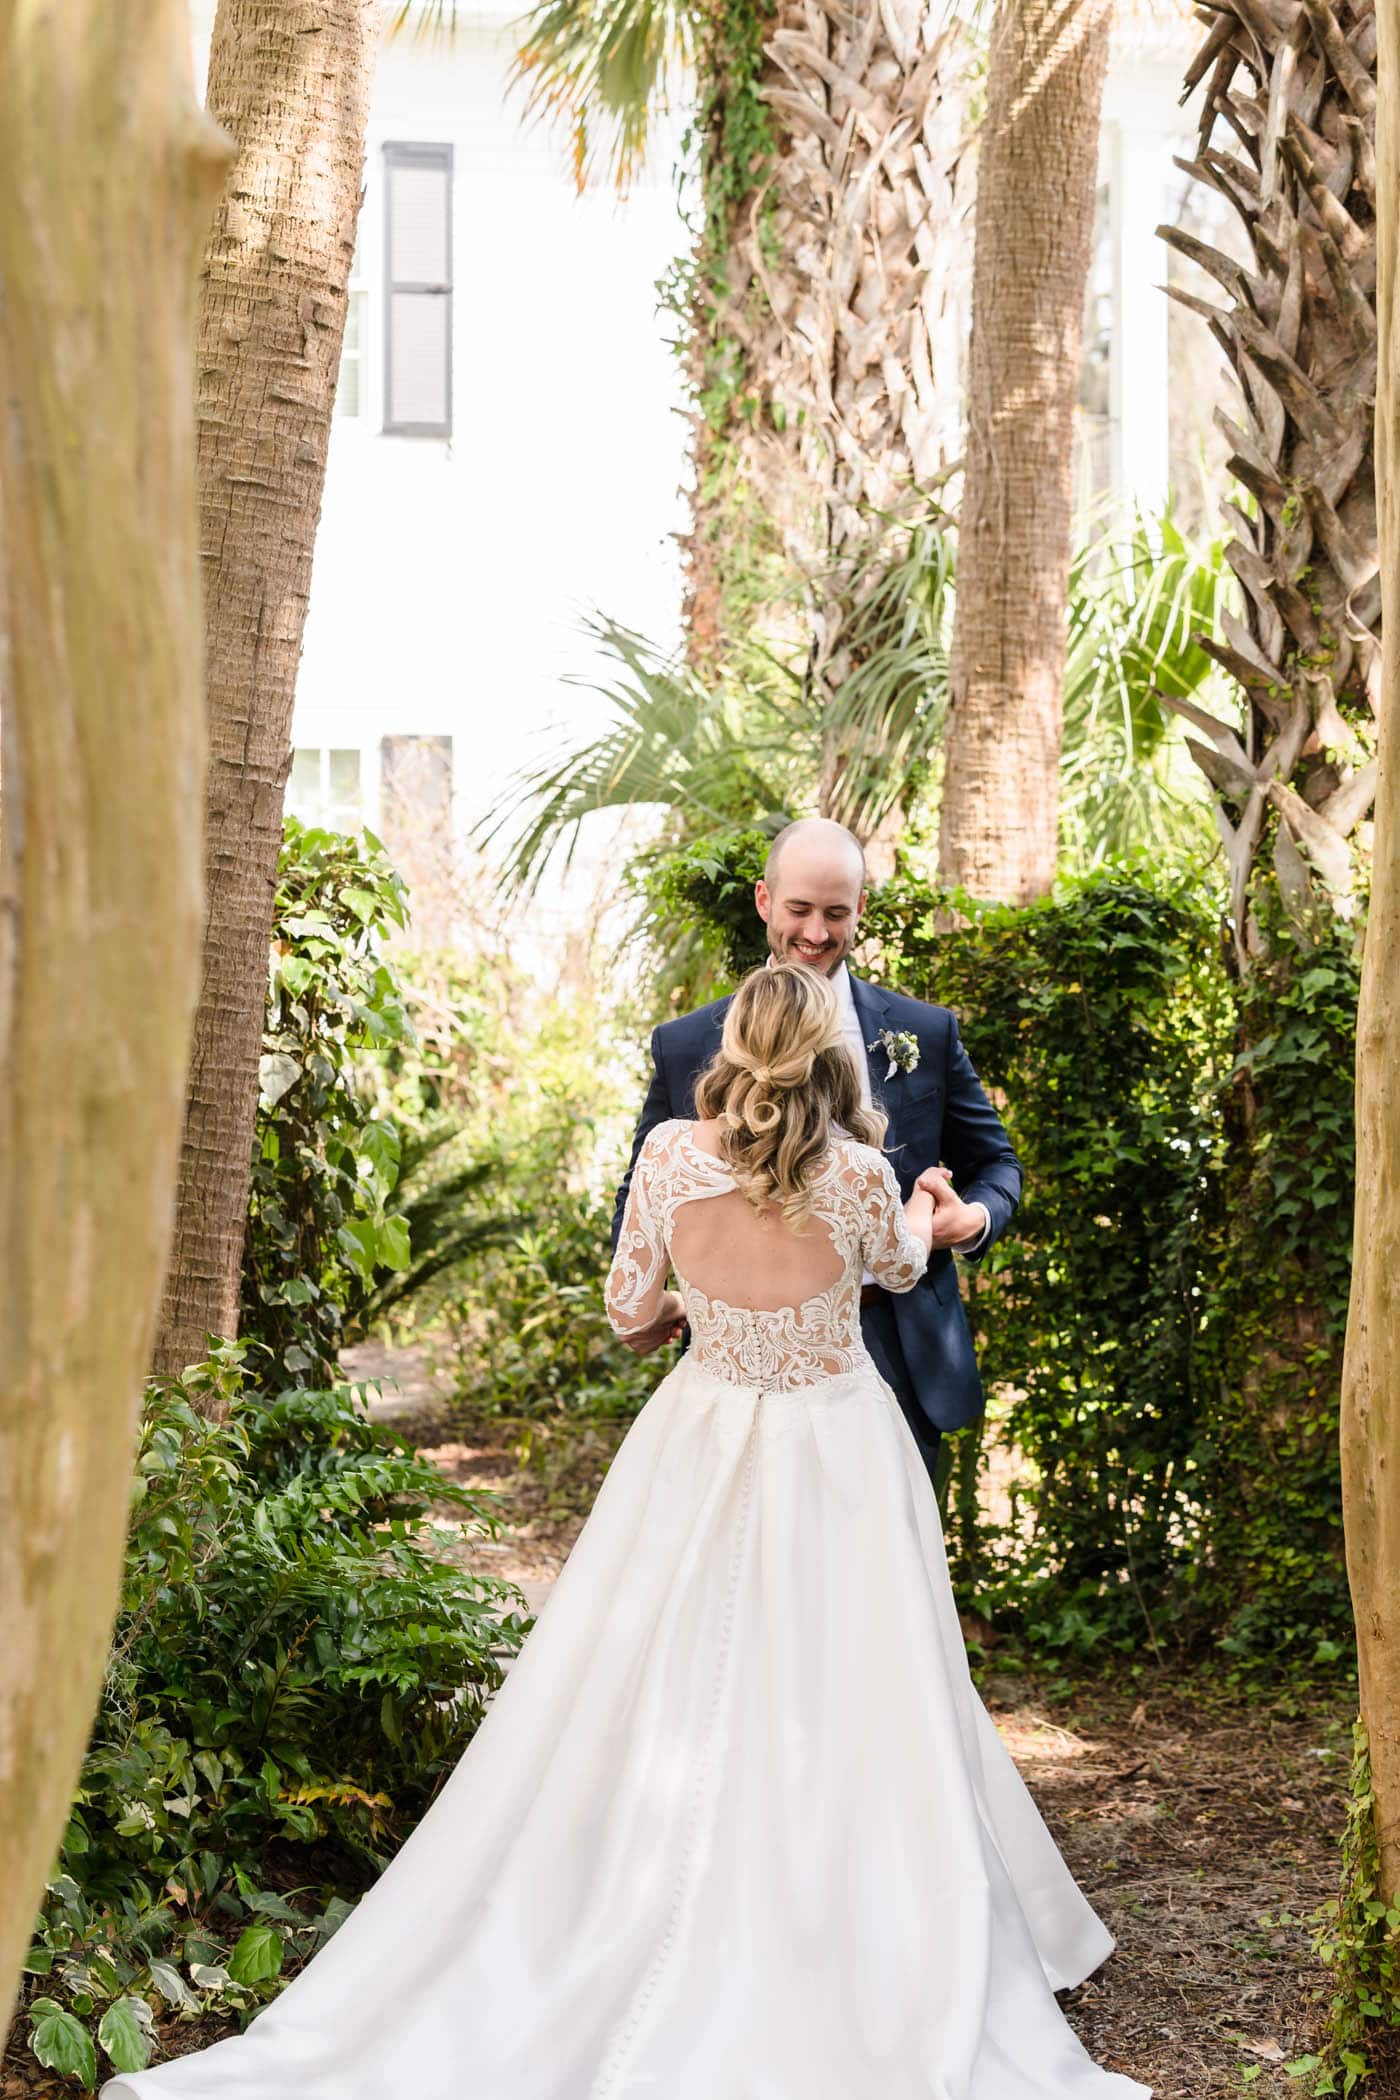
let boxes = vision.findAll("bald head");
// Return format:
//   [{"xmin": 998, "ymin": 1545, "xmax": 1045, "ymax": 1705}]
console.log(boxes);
[
  {"xmin": 757, "ymin": 818, "xmax": 868, "ymax": 978},
  {"xmin": 764, "ymin": 818, "xmax": 866, "ymax": 893}
]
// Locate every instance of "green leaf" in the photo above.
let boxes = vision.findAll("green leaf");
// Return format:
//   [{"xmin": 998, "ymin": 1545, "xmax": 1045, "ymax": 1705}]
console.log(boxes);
[
  {"xmin": 28, "ymin": 1998, "xmax": 97, "ymax": 2087},
  {"xmin": 258, "ymin": 1051, "xmax": 302, "ymax": 1107},
  {"xmin": 99, "ymin": 1995, "xmax": 156, "ymax": 2074},
  {"xmin": 148, "ymin": 1958, "xmax": 197, "ymax": 2010},
  {"xmin": 378, "ymin": 1214, "xmax": 412, "ymax": 1271},
  {"xmin": 227, "ymin": 1921, "xmax": 284, "ymax": 1986},
  {"xmin": 357, "ymin": 1119, "xmax": 401, "ymax": 1186},
  {"xmin": 342, "ymin": 887, "xmax": 379, "ymax": 925},
  {"xmin": 336, "ymin": 1218, "xmax": 380, "ymax": 1280}
]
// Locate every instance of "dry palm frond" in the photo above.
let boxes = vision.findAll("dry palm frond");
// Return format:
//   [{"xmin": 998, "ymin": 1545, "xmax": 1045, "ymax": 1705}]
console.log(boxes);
[{"xmin": 1160, "ymin": 0, "xmax": 1379, "ymax": 962}]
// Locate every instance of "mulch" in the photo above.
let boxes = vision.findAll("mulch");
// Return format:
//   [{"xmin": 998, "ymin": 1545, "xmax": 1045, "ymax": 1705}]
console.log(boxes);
[{"xmin": 991, "ymin": 1676, "xmax": 1357, "ymax": 2098}]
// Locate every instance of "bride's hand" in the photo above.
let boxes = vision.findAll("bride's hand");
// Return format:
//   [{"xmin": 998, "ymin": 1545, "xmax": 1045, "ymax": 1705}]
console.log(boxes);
[
  {"xmin": 914, "ymin": 1165, "xmax": 984, "ymax": 1251},
  {"xmin": 619, "ymin": 1289, "xmax": 686, "ymax": 1356}
]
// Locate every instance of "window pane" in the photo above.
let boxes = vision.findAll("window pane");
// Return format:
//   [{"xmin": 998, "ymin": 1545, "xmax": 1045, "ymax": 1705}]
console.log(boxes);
[
  {"xmin": 388, "ymin": 291, "xmax": 449, "ymax": 429},
  {"xmin": 335, "ymin": 290, "xmax": 365, "ymax": 419},
  {"xmin": 289, "ymin": 748, "xmax": 321, "ymax": 808},
  {"xmin": 389, "ymin": 163, "xmax": 449, "ymax": 284},
  {"xmin": 335, "ymin": 357, "xmax": 361, "ymax": 419},
  {"xmin": 329, "ymin": 749, "xmax": 362, "ymax": 803}
]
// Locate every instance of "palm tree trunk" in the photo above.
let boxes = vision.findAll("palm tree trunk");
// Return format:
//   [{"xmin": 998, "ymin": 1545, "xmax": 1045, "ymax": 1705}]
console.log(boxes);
[
  {"xmin": 936, "ymin": 0, "xmax": 1112, "ymax": 903},
  {"xmin": 0, "ymin": 0, "xmax": 225, "ymax": 2033},
  {"xmin": 684, "ymin": 0, "xmax": 973, "ymax": 861},
  {"xmin": 1340, "ymin": 0, "xmax": 1400, "ymax": 1905},
  {"xmin": 152, "ymin": 0, "xmax": 380, "ymax": 1380},
  {"xmin": 1158, "ymin": 0, "xmax": 1379, "ymax": 964}
]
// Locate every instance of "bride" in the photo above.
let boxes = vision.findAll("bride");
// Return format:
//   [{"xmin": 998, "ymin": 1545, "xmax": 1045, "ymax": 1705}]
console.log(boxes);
[{"xmin": 104, "ymin": 962, "xmax": 1147, "ymax": 2100}]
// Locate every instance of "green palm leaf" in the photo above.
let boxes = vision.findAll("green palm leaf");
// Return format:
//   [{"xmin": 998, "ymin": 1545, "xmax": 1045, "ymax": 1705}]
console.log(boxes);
[{"xmin": 472, "ymin": 617, "xmax": 790, "ymax": 897}]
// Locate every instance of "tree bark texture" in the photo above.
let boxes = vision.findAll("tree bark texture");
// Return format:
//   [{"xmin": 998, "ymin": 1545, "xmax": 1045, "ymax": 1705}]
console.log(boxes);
[
  {"xmin": 0, "ymin": 0, "xmax": 226, "ymax": 2038},
  {"xmin": 1339, "ymin": 0, "xmax": 1400, "ymax": 1905},
  {"xmin": 152, "ymin": 0, "xmax": 380, "ymax": 1379},
  {"xmin": 936, "ymin": 0, "xmax": 1112, "ymax": 903},
  {"xmin": 1159, "ymin": 0, "xmax": 1379, "ymax": 969},
  {"xmin": 680, "ymin": 0, "xmax": 974, "ymax": 833}
]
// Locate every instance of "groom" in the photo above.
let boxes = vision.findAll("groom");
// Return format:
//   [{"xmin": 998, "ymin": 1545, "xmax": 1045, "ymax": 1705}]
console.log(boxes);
[{"xmin": 610, "ymin": 817, "xmax": 1022, "ymax": 1480}]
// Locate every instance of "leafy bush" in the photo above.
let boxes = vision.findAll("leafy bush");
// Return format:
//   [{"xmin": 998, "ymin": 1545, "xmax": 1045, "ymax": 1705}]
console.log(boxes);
[
  {"xmin": 1188, "ymin": 913, "xmax": 1358, "ymax": 1668},
  {"xmin": 659, "ymin": 832, "xmax": 1357, "ymax": 1667},
  {"xmin": 243, "ymin": 824, "xmax": 520, "ymax": 1379},
  {"xmin": 356, "ymin": 942, "xmax": 660, "ymax": 1422},
  {"xmin": 20, "ymin": 1347, "xmax": 526, "ymax": 2088},
  {"xmin": 242, "ymin": 821, "xmax": 416, "ymax": 1384},
  {"xmin": 436, "ymin": 1106, "xmax": 659, "ymax": 1422},
  {"xmin": 862, "ymin": 865, "xmax": 1236, "ymax": 1655}
]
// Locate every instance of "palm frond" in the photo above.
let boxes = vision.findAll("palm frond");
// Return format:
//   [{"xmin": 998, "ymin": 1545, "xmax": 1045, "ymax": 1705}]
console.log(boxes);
[
  {"xmin": 510, "ymin": 0, "xmax": 692, "ymax": 193},
  {"xmin": 817, "ymin": 519, "xmax": 956, "ymax": 835},
  {"xmin": 1060, "ymin": 508, "xmax": 1234, "ymax": 867},
  {"xmin": 470, "ymin": 618, "xmax": 790, "ymax": 898}
]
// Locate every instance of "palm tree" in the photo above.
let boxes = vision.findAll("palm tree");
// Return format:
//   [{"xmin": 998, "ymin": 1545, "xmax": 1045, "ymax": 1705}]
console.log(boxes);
[
  {"xmin": 514, "ymin": 0, "xmax": 975, "ymax": 830},
  {"xmin": 0, "ymin": 0, "xmax": 225, "ymax": 2029},
  {"xmin": 1339, "ymin": 0, "xmax": 1400, "ymax": 1919},
  {"xmin": 1158, "ymin": 0, "xmax": 1379, "ymax": 968},
  {"xmin": 718, "ymin": 0, "xmax": 974, "ymax": 803},
  {"xmin": 479, "ymin": 507, "xmax": 1224, "ymax": 906},
  {"xmin": 154, "ymin": 0, "xmax": 381, "ymax": 1379},
  {"xmin": 935, "ymin": 0, "xmax": 1114, "ymax": 903}
]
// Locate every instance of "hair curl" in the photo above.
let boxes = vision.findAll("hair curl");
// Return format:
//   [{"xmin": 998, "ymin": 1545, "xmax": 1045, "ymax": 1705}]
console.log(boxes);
[{"xmin": 692, "ymin": 963, "xmax": 887, "ymax": 1227}]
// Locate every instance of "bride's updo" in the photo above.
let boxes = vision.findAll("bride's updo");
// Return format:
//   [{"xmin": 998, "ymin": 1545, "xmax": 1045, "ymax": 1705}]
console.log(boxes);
[{"xmin": 692, "ymin": 963, "xmax": 887, "ymax": 1227}]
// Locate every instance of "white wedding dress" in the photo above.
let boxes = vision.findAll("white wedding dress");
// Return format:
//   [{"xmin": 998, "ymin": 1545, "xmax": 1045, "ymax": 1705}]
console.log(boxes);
[{"xmin": 104, "ymin": 1120, "xmax": 1148, "ymax": 2100}]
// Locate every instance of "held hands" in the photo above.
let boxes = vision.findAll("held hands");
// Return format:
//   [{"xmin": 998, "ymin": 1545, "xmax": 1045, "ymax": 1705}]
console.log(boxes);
[
  {"xmin": 619, "ymin": 1289, "xmax": 687, "ymax": 1356},
  {"xmin": 913, "ymin": 1165, "xmax": 987, "ymax": 1253}
]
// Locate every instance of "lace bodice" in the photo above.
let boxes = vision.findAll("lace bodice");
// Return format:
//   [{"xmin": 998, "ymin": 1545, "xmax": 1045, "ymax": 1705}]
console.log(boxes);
[{"xmin": 606, "ymin": 1119, "xmax": 928, "ymax": 1393}]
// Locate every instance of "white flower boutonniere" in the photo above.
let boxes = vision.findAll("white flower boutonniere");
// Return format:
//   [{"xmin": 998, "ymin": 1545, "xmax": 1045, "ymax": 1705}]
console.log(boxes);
[{"xmin": 870, "ymin": 1027, "xmax": 920, "ymax": 1082}]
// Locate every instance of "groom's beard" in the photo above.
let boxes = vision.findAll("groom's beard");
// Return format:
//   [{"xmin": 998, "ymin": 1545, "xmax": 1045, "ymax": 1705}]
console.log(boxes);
[{"xmin": 766, "ymin": 926, "xmax": 851, "ymax": 977}]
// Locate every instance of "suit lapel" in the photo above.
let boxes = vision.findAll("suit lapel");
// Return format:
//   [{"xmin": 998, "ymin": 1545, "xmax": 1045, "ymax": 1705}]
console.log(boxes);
[{"xmin": 848, "ymin": 973, "xmax": 896, "ymax": 1116}]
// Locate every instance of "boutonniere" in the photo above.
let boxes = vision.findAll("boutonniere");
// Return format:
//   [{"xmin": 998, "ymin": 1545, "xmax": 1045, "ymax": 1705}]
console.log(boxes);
[{"xmin": 870, "ymin": 1027, "xmax": 920, "ymax": 1081}]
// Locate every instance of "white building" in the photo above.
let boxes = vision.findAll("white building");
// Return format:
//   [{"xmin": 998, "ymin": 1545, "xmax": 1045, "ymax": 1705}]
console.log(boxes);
[{"xmin": 192, "ymin": 1, "xmax": 1222, "ymax": 938}]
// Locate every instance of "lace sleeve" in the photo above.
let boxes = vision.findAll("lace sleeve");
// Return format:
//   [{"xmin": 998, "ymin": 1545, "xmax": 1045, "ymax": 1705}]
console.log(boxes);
[
  {"xmin": 857, "ymin": 1149, "xmax": 929, "ymax": 1294},
  {"xmin": 605, "ymin": 1123, "xmax": 674, "ymax": 1336}
]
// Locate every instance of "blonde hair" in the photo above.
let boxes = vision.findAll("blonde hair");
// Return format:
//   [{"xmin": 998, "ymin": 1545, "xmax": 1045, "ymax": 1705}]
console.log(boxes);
[{"xmin": 693, "ymin": 963, "xmax": 888, "ymax": 1227}]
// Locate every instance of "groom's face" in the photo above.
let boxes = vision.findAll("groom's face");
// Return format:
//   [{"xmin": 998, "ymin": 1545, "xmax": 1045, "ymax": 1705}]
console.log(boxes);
[{"xmin": 755, "ymin": 847, "xmax": 866, "ymax": 977}]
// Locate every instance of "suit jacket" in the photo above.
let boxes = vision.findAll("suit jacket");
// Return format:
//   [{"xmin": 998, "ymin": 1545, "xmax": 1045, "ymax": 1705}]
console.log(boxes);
[{"xmin": 609, "ymin": 973, "xmax": 1022, "ymax": 1433}]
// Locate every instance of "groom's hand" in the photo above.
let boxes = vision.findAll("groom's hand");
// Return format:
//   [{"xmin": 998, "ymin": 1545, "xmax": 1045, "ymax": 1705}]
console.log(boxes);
[
  {"xmin": 916, "ymin": 1166, "xmax": 987, "ymax": 1252},
  {"xmin": 619, "ymin": 1289, "xmax": 687, "ymax": 1355}
]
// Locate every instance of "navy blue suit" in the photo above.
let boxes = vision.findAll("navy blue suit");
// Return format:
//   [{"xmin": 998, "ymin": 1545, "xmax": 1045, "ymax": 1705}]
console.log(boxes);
[{"xmin": 610, "ymin": 974, "xmax": 1021, "ymax": 1475}]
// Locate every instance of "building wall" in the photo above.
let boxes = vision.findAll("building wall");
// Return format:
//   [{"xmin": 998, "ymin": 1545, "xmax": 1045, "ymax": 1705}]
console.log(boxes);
[
  {"xmin": 191, "ymin": 1, "xmax": 690, "ymax": 900},
  {"xmin": 189, "ymin": 7, "xmax": 1223, "ymax": 937}
]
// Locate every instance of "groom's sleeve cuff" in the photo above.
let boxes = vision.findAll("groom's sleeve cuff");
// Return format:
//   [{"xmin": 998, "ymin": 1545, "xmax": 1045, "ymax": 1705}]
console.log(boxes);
[{"xmin": 954, "ymin": 1202, "xmax": 991, "ymax": 1258}]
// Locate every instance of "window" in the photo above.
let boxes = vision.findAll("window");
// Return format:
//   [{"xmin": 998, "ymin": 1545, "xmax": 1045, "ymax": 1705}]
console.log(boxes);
[
  {"xmin": 1073, "ymin": 176, "xmax": 1115, "ymax": 531},
  {"xmin": 383, "ymin": 142, "xmax": 453, "ymax": 437},
  {"xmin": 288, "ymin": 748, "xmax": 363, "ymax": 832},
  {"xmin": 379, "ymin": 737, "xmax": 456, "ymax": 945},
  {"xmin": 336, "ymin": 237, "xmax": 368, "ymax": 420}
]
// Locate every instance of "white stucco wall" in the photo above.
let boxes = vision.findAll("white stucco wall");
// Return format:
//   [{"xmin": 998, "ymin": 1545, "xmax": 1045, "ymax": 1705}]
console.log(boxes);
[
  {"xmin": 190, "ymin": 2, "xmax": 690, "ymax": 881},
  {"xmin": 187, "ymin": 4, "xmax": 1210, "ymax": 945}
]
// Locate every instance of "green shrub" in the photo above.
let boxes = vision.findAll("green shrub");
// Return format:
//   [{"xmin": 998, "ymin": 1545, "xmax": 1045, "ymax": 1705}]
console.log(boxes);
[
  {"xmin": 20, "ymin": 1346, "xmax": 526, "ymax": 2088},
  {"xmin": 242, "ymin": 821, "xmax": 416, "ymax": 1385},
  {"xmin": 365, "ymin": 948, "xmax": 661, "ymax": 1422},
  {"xmin": 657, "ymin": 832, "xmax": 1357, "ymax": 1667}
]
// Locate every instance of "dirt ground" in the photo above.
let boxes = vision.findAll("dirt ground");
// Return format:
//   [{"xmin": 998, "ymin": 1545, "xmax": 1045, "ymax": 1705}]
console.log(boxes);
[{"xmin": 4, "ymin": 1362, "xmax": 1363, "ymax": 2099}]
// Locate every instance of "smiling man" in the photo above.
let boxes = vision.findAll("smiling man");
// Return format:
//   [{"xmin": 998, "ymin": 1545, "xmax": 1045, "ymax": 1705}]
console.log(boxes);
[{"xmin": 610, "ymin": 817, "xmax": 1022, "ymax": 1480}]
